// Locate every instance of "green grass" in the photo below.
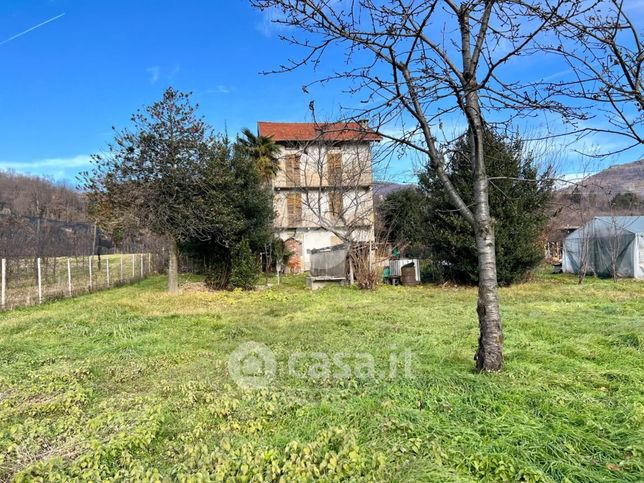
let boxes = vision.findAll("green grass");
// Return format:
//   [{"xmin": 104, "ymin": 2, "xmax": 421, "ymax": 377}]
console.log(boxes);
[{"xmin": 0, "ymin": 272, "xmax": 642, "ymax": 481}]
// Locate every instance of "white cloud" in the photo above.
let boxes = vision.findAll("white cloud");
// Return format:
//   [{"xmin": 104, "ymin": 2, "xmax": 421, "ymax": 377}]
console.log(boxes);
[
  {"xmin": 553, "ymin": 172, "xmax": 596, "ymax": 189},
  {"xmin": 147, "ymin": 66, "xmax": 160, "ymax": 84},
  {"xmin": 539, "ymin": 68, "xmax": 573, "ymax": 82},
  {"xmin": 206, "ymin": 85, "xmax": 232, "ymax": 94},
  {"xmin": 255, "ymin": 8, "xmax": 292, "ymax": 37},
  {"xmin": 168, "ymin": 65, "xmax": 180, "ymax": 80},
  {"xmin": 0, "ymin": 155, "xmax": 92, "ymax": 178}
]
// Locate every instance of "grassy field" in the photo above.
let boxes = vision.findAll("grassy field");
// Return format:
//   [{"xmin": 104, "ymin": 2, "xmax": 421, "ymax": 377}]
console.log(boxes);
[{"xmin": 0, "ymin": 272, "xmax": 642, "ymax": 481}]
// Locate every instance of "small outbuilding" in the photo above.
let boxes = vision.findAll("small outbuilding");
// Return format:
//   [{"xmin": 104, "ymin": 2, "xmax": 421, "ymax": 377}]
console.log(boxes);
[{"xmin": 562, "ymin": 216, "xmax": 644, "ymax": 279}]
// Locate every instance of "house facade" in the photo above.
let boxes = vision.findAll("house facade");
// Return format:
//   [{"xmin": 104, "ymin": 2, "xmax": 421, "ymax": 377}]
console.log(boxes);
[{"xmin": 258, "ymin": 121, "xmax": 380, "ymax": 272}]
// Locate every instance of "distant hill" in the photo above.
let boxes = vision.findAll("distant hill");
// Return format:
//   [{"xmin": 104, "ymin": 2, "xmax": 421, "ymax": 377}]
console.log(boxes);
[
  {"xmin": 373, "ymin": 181, "xmax": 414, "ymax": 204},
  {"xmin": 0, "ymin": 171, "xmax": 96, "ymax": 258},
  {"xmin": 588, "ymin": 159, "xmax": 644, "ymax": 195},
  {"xmin": 0, "ymin": 170, "xmax": 87, "ymax": 222},
  {"xmin": 375, "ymin": 161, "xmax": 644, "ymax": 201},
  {"xmin": 561, "ymin": 159, "xmax": 644, "ymax": 196},
  {"xmin": 549, "ymin": 159, "xmax": 643, "ymax": 240}
]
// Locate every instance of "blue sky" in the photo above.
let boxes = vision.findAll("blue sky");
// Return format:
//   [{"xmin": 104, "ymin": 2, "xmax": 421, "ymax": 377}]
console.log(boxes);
[
  {"xmin": 0, "ymin": 0, "xmax": 331, "ymax": 182},
  {"xmin": 0, "ymin": 0, "xmax": 642, "ymax": 184}
]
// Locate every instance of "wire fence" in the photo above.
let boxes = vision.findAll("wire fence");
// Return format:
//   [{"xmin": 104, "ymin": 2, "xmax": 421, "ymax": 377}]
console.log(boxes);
[{"xmin": 0, "ymin": 253, "xmax": 166, "ymax": 311}]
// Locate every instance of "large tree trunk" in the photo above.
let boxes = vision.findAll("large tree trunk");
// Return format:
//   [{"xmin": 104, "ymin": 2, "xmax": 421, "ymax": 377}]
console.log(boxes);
[
  {"xmin": 471, "ymin": 133, "xmax": 504, "ymax": 372},
  {"xmin": 474, "ymin": 220, "xmax": 503, "ymax": 372},
  {"xmin": 467, "ymin": 75, "xmax": 503, "ymax": 370},
  {"xmin": 451, "ymin": 3, "xmax": 503, "ymax": 372},
  {"xmin": 168, "ymin": 238, "xmax": 179, "ymax": 293}
]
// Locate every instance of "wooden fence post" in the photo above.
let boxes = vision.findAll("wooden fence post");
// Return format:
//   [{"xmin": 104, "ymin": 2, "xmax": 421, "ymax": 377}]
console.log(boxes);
[
  {"xmin": 89, "ymin": 255, "xmax": 93, "ymax": 291},
  {"xmin": 1, "ymin": 258, "xmax": 5, "ymax": 309},
  {"xmin": 106, "ymin": 258, "xmax": 110, "ymax": 287},
  {"xmin": 120, "ymin": 255, "xmax": 124, "ymax": 282},
  {"xmin": 132, "ymin": 254, "xmax": 135, "ymax": 278},
  {"xmin": 37, "ymin": 257, "xmax": 43, "ymax": 304},
  {"xmin": 141, "ymin": 253, "xmax": 144, "ymax": 278},
  {"xmin": 148, "ymin": 253, "xmax": 152, "ymax": 274},
  {"xmin": 67, "ymin": 258, "xmax": 72, "ymax": 297}
]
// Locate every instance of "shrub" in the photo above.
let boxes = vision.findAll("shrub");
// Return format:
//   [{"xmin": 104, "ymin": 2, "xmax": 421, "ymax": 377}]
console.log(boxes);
[
  {"xmin": 229, "ymin": 238, "xmax": 258, "ymax": 290},
  {"xmin": 420, "ymin": 258, "xmax": 445, "ymax": 284},
  {"xmin": 204, "ymin": 262, "xmax": 231, "ymax": 290}
]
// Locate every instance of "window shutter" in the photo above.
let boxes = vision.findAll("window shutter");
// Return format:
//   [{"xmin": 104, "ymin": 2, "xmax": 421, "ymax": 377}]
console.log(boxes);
[
  {"xmin": 286, "ymin": 154, "xmax": 301, "ymax": 187},
  {"xmin": 327, "ymin": 152, "xmax": 342, "ymax": 186},
  {"xmin": 287, "ymin": 193, "xmax": 302, "ymax": 225},
  {"xmin": 330, "ymin": 191, "xmax": 343, "ymax": 217}
]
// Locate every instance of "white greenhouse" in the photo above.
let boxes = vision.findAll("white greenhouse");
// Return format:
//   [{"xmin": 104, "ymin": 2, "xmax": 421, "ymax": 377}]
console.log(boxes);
[{"xmin": 563, "ymin": 216, "xmax": 644, "ymax": 280}]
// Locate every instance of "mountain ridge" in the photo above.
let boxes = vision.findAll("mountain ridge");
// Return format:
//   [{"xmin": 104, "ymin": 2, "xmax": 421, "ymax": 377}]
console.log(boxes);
[{"xmin": 563, "ymin": 159, "xmax": 644, "ymax": 196}]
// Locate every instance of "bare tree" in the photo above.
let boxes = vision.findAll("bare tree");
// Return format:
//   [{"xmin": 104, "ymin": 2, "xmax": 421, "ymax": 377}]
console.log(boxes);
[
  {"xmin": 540, "ymin": 0, "xmax": 643, "ymax": 153},
  {"xmin": 599, "ymin": 184, "xmax": 631, "ymax": 282},
  {"xmin": 607, "ymin": 214, "xmax": 621, "ymax": 281},
  {"xmin": 251, "ymin": 0, "xmax": 641, "ymax": 371},
  {"xmin": 575, "ymin": 216, "xmax": 592, "ymax": 284}
]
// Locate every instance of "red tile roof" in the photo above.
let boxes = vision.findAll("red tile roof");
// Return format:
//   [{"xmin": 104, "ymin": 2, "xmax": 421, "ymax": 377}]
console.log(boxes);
[{"xmin": 257, "ymin": 121, "xmax": 381, "ymax": 142}]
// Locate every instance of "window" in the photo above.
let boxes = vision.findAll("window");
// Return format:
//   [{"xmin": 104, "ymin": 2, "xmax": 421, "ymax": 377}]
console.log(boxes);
[
  {"xmin": 287, "ymin": 193, "xmax": 302, "ymax": 225},
  {"xmin": 285, "ymin": 154, "xmax": 301, "ymax": 187},
  {"xmin": 327, "ymin": 152, "xmax": 342, "ymax": 186},
  {"xmin": 329, "ymin": 191, "xmax": 343, "ymax": 218}
]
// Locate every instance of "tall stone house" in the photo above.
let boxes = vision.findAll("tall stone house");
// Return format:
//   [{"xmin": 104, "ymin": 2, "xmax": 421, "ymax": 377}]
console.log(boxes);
[{"xmin": 258, "ymin": 121, "xmax": 381, "ymax": 272}]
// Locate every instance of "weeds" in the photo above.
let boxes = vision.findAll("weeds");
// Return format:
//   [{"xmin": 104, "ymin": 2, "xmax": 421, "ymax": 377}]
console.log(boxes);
[{"xmin": 0, "ymin": 272, "xmax": 642, "ymax": 481}]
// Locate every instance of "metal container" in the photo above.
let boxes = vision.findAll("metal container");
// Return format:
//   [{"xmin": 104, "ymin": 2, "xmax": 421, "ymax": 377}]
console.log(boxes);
[
  {"xmin": 390, "ymin": 258, "xmax": 421, "ymax": 283},
  {"xmin": 401, "ymin": 262, "xmax": 418, "ymax": 286}
]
